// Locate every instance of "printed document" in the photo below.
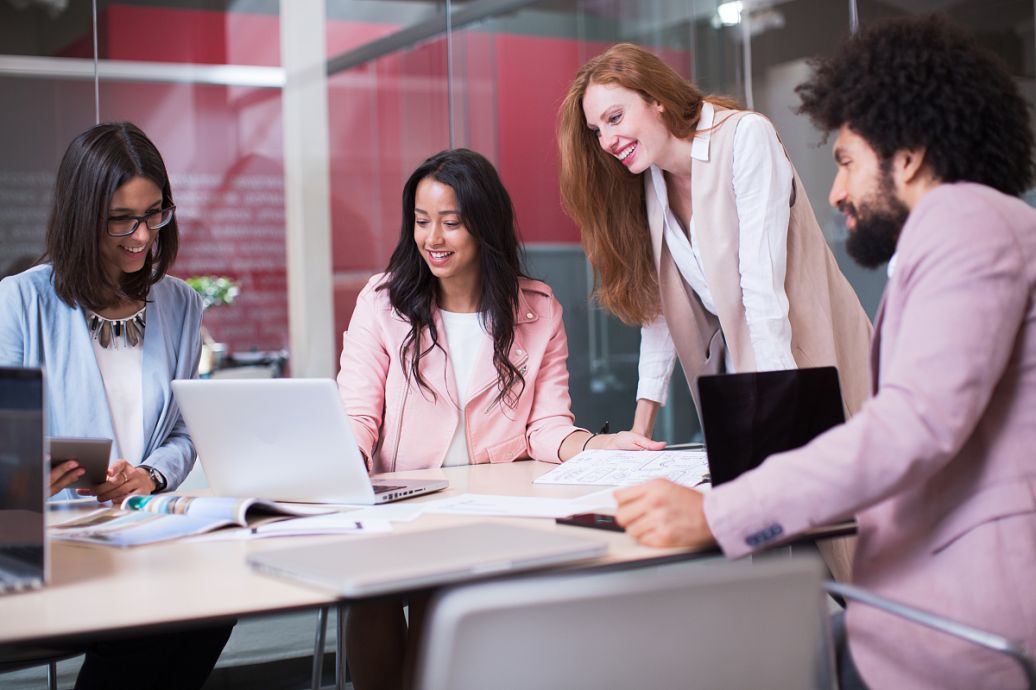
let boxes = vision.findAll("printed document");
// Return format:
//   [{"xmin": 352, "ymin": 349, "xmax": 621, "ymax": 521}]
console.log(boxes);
[
  {"xmin": 534, "ymin": 449, "xmax": 710, "ymax": 488},
  {"xmin": 418, "ymin": 490, "xmax": 617, "ymax": 518}
]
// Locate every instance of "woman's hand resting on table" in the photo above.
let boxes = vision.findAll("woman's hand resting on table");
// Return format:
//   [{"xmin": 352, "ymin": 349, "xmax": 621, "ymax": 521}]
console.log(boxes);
[
  {"xmin": 559, "ymin": 429, "xmax": 665, "ymax": 461},
  {"xmin": 588, "ymin": 431, "xmax": 666, "ymax": 452}
]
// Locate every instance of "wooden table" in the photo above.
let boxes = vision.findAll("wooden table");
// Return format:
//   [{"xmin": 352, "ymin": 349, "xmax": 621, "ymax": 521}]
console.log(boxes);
[{"xmin": 0, "ymin": 461, "xmax": 712, "ymax": 648}]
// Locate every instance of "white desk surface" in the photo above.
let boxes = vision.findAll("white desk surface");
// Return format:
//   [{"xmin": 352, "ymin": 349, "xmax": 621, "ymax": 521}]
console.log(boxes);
[{"xmin": 0, "ymin": 461, "xmax": 707, "ymax": 646}]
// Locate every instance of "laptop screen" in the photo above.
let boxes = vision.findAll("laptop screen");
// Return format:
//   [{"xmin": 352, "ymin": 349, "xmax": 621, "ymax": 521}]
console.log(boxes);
[
  {"xmin": 698, "ymin": 367, "xmax": 846, "ymax": 486},
  {"xmin": 0, "ymin": 367, "xmax": 46, "ymax": 590}
]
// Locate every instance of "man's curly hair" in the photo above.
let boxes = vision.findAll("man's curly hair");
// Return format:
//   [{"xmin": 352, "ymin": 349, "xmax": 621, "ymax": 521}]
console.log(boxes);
[{"xmin": 796, "ymin": 14, "xmax": 1036, "ymax": 196}]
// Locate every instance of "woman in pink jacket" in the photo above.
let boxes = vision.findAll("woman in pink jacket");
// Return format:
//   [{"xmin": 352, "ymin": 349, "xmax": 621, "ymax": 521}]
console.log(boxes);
[
  {"xmin": 337, "ymin": 148, "xmax": 660, "ymax": 689},
  {"xmin": 338, "ymin": 148, "xmax": 659, "ymax": 471}
]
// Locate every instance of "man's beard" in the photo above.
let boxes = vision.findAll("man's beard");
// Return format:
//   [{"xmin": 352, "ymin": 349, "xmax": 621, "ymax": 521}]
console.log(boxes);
[{"xmin": 841, "ymin": 171, "xmax": 909, "ymax": 269}]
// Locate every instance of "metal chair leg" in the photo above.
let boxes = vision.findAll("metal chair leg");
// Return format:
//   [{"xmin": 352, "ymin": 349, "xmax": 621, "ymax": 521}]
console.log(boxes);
[
  {"xmin": 47, "ymin": 659, "xmax": 57, "ymax": 690},
  {"xmin": 312, "ymin": 606, "xmax": 329, "ymax": 690},
  {"xmin": 336, "ymin": 604, "xmax": 349, "ymax": 690}
]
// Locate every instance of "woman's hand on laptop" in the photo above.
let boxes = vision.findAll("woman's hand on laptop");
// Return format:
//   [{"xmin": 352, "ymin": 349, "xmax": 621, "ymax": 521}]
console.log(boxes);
[
  {"xmin": 78, "ymin": 459, "xmax": 155, "ymax": 504},
  {"xmin": 614, "ymin": 479, "xmax": 716, "ymax": 549}
]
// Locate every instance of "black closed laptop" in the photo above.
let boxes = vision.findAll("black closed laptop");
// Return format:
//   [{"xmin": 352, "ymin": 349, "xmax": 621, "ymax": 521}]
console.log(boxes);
[
  {"xmin": 0, "ymin": 366, "xmax": 47, "ymax": 593},
  {"xmin": 697, "ymin": 366, "xmax": 846, "ymax": 486}
]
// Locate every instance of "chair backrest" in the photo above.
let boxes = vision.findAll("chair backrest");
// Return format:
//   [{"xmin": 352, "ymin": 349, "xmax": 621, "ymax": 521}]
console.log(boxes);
[{"xmin": 415, "ymin": 556, "xmax": 831, "ymax": 690}]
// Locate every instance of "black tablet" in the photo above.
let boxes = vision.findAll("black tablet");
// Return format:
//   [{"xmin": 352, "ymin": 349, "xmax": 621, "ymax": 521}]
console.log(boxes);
[{"xmin": 48, "ymin": 437, "xmax": 112, "ymax": 489}]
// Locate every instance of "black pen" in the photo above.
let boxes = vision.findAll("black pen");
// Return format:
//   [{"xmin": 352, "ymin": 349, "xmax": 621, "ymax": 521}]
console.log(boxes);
[{"xmin": 598, "ymin": 421, "xmax": 610, "ymax": 434}]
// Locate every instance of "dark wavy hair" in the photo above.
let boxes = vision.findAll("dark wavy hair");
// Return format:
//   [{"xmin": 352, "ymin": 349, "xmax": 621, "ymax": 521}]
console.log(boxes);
[
  {"xmin": 44, "ymin": 121, "xmax": 179, "ymax": 310},
  {"xmin": 796, "ymin": 14, "xmax": 1035, "ymax": 195},
  {"xmin": 381, "ymin": 148, "xmax": 528, "ymax": 409}
]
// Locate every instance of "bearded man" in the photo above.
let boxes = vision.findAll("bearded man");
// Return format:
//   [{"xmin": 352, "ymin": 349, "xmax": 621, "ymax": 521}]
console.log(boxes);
[{"xmin": 615, "ymin": 15, "xmax": 1036, "ymax": 690}]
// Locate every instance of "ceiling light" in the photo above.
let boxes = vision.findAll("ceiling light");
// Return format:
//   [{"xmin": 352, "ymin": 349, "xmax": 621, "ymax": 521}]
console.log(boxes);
[{"xmin": 716, "ymin": 1, "xmax": 743, "ymax": 26}]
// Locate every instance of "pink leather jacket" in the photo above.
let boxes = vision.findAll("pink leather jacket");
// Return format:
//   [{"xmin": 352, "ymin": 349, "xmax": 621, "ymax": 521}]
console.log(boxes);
[{"xmin": 337, "ymin": 273, "xmax": 584, "ymax": 472}]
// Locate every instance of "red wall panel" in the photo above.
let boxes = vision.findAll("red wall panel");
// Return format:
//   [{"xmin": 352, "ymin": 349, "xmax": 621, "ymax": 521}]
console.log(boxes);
[{"xmin": 104, "ymin": 5, "xmax": 281, "ymax": 65}]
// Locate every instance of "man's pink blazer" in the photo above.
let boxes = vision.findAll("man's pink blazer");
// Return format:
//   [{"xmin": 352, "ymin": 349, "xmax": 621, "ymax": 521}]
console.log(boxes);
[{"xmin": 706, "ymin": 183, "xmax": 1036, "ymax": 689}]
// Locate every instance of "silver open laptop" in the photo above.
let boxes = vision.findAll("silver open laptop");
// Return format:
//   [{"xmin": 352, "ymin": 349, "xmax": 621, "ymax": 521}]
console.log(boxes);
[
  {"xmin": 248, "ymin": 522, "xmax": 608, "ymax": 597},
  {"xmin": 172, "ymin": 378, "xmax": 447, "ymax": 504},
  {"xmin": 0, "ymin": 367, "xmax": 47, "ymax": 594}
]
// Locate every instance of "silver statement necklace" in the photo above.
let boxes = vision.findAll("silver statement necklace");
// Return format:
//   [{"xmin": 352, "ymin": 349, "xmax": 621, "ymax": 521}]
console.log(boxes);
[{"xmin": 87, "ymin": 306, "xmax": 147, "ymax": 349}]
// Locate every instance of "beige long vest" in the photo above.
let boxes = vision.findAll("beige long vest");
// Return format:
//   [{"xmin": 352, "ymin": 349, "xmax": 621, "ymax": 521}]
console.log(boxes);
[
  {"xmin": 647, "ymin": 109, "xmax": 872, "ymax": 582},
  {"xmin": 647, "ymin": 108, "xmax": 873, "ymax": 418}
]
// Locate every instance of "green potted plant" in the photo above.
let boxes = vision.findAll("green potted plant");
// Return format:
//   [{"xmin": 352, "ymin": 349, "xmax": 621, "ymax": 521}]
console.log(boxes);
[
  {"xmin": 186, "ymin": 275, "xmax": 240, "ymax": 311},
  {"xmin": 186, "ymin": 275, "xmax": 240, "ymax": 376}
]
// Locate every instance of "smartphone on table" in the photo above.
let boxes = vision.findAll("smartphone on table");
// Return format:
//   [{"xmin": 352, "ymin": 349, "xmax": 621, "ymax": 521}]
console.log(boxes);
[
  {"xmin": 47, "ymin": 437, "xmax": 112, "ymax": 489},
  {"xmin": 555, "ymin": 512, "xmax": 625, "ymax": 532}
]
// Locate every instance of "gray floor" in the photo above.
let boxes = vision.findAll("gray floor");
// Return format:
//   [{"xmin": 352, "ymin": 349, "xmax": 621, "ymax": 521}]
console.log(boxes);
[{"xmin": 1, "ymin": 610, "xmax": 344, "ymax": 690}]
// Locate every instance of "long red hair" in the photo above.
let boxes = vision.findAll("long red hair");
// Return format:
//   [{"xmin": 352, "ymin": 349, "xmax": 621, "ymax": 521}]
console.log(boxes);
[{"xmin": 558, "ymin": 43, "xmax": 738, "ymax": 325}]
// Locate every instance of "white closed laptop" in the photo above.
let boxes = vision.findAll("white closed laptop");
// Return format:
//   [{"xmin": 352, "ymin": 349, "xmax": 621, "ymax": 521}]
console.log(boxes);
[
  {"xmin": 248, "ymin": 522, "xmax": 609, "ymax": 597},
  {"xmin": 172, "ymin": 378, "xmax": 447, "ymax": 504}
]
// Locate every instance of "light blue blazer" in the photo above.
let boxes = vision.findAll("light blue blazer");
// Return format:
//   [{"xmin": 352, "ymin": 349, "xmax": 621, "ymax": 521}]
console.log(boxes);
[{"xmin": 0, "ymin": 264, "xmax": 204, "ymax": 498}]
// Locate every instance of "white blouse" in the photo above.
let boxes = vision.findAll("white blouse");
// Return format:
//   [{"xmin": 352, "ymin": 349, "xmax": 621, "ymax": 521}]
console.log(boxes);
[
  {"xmin": 90, "ymin": 327, "xmax": 145, "ymax": 464},
  {"xmin": 439, "ymin": 309, "xmax": 490, "ymax": 467},
  {"xmin": 637, "ymin": 102, "xmax": 797, "ymax": 405}
]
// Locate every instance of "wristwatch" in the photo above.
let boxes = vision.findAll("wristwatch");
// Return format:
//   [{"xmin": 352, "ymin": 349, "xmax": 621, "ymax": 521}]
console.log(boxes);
[{"xmin": 141, "ymin": 465, "xmax": 167, "ymax": 493}]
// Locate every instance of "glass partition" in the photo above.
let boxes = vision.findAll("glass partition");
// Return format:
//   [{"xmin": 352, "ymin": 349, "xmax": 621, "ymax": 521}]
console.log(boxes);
[
  {"xmin": 0, "ymin": 1, "xmax": 288, "ymax": 357},
  {"xmin": 325, "ymin": 1, "xmax": 451, "ymax": 356},
  {"xmin": 101, "ymin": 79, "xmax": 287, "ymax": 352},
  {"xmin": 0, "ymin": 1, "xmax": 96, "ymax": 279},
  {"xmin": 741, "ymin": 0, "xmax": 890, "ymax": 318},
  {"xmin": 5, "ymin": 0, "xmax": 1036, "ymax": 440}
]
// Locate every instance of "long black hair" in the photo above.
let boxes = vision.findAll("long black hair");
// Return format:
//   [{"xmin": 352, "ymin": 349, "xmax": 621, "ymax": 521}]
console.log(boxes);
[
  {"xmin": 381, "ymin": 148, "xmax": 528, "ymax": 409},
  {"xmin": 44, "ymin": 121, "xmax": 179, "ymax": 310}
]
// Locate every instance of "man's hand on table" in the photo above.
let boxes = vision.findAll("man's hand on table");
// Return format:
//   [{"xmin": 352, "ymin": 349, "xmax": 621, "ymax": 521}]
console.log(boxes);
[{"xmin": 614, "ymin": 478, "xmax": 717, "ymax": 549}]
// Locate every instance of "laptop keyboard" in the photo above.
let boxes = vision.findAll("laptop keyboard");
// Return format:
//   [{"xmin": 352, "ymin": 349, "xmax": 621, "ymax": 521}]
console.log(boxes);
[
  {"xmin": 0, "ymin": 574, "xmax": 42, "ymax": 593},
  {"xmin": 372, "ymin": 484, "xmax": 405, "ymax": 494},
  {"xmin": 0, "ymin": 557, "xmax": 43, "ymax": 594}
]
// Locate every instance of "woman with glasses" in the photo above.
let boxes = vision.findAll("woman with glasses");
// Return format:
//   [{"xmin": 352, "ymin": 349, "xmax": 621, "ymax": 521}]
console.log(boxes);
[
  {"xmin": 1, "ymin": 121, "xmax": 193, "ymax": 503},
  {"xmin": 0, "ymin": 122, "xmax": 230, "ymax": 690}
]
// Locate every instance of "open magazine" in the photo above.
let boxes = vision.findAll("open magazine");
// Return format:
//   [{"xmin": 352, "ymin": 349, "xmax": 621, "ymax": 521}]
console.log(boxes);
[{"xmin": 50, "ymin": 495, "xmax": 335, "ymax": 547}]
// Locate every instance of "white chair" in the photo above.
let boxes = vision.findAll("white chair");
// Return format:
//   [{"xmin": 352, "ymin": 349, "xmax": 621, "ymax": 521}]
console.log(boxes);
[{"xmin": 415, "ymin": 557, "xmax": 832, "ymax": 690}]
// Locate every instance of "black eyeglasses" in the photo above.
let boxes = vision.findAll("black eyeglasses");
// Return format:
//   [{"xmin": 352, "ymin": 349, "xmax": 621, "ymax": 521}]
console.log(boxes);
[{"xmin": 106, "ymin": 206, "xmax": 176, "ymax": 237}]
